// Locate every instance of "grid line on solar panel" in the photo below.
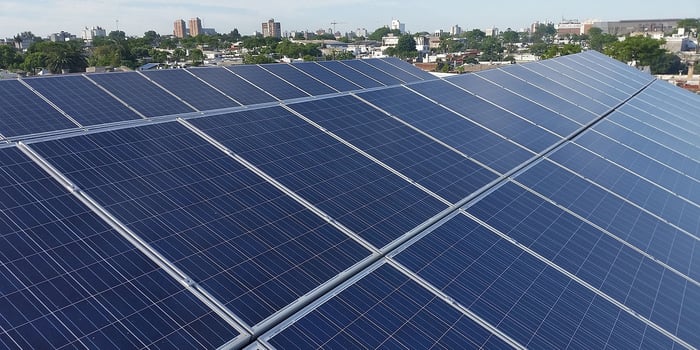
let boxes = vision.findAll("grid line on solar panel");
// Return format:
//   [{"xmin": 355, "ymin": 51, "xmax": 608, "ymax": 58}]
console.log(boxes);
[
  {"xmin": 28, "ymin": 121, "xmax": 373, "ymax": 329},
  {"xmin": 227, "ymin": 65, "xmax": 310, "ymax": 101},
  {"xmin": 407, "ymin": 80, "xmax": 564, "ymax": 154},
  {"xmin": 381, "ymin": 57, "xmax": 437, "ymax": 80},
  {"xmin": 286, "ymin": 95, "xmax": 499, "ymax": 204},
  {"xmin": 395, "ymin": 213, "xmax": 688, "ymax": 349},
  {"xmin": 636, "ymin": 87, "xmax": 700, "ymax": 125},
  {"xmin": 258, "ymin": 63, "xmax": 338, "ymax": 96},
  {"xmin": 186, "ymin": 67, "xmax": 277, "ymax": 106},
  {"xmin": 263, "ymin": 262, "xmax": 519, "ymax": 349},
  {"xmin": 537, "ymin": 60, "xmax": 632, "ymax": 100},
  {"xmin": 361, "ymin": 59, "xmax": 426, "ymax": 84},
  {"xmin": 85, "ymin": 72, "xmax": 196, "ymax": 117},
  {"xmin": 0, "ymin": 80, "xmax": 79, "ymax": 138},
  {"xmin": 579, "ymin": 50, "xmax": 655, "ymax": 84},
  {"xmin": 290, "ymin": 61, "xmax": 364, "ymax": 92},
  {"xmin": 22, "ymin": 75, "xmax": 144, "ymax": 126},
  {"xmin": 548, "ymin": 57, "xmax": 640, "ymax": 94},
  {"xmin": 316, "ymin": 61, "xmax": 385, "ymax": 88},
  {"xmin": 140, "ymin": 69, "xmax": 240, "ymax": 111},
  {"xmin": 465, "ymin": 182, "xmax": 700, "ymax": 346},
  {"xmin": 0, "ymin": 146, "xmax": 243, "ymax": 349},
  {"xmin": 355, "ymin": 86, "xmax": 535, "ymax": 174},
  {"xmin": 556, "ymin": 55, "xmax": 648, "ymax": 91},
  {"xmin": 621, "ymin": 101, "xmax": 700, "ymax": 144},
  {"xmin": 339, "ymin": 59, "xmax": 405, "ymax": 85}
]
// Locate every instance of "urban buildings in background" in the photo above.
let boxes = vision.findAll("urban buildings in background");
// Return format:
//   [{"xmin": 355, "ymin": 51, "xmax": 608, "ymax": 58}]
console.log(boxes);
[
  {"xmin": 189, "ymin": 17, "xmax": 202, "ymax": 37},
  {"xmin": 173, "ymin": 19, "xmax": 186, "ymax": 38},
  {"xmin": 262, "ymin": 18, "xmax": 282, "ymax": 39},
  {"xmin": 172, "ymin": 17, "xmax": 209, "ymax": 38}
]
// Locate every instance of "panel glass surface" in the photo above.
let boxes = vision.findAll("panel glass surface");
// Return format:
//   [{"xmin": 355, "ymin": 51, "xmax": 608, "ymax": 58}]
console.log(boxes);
[
  {"xmin": 396, "ymin": 214, "xmax": 679, "ymax": 349},
  {"xmin": 227, "ymin": 65, "xmax": 309, "ymax": 100},
  {"xmin": 448, "ymin": 74, "xmax": 581, "ymax": 137},
  {"xmin": 467, "ymin": 181, "xmax": 700, "ymax": 347},
  {"xmin": 289, "ymin": 95, "xmax": 498, "ymax": 203},
  {"xmin": 141, "ymin": 69, "xmax": 238, "ymax": 110},
  {"xmin": 555, "ymin": 55, "xmax": 644, "ymax": 93},
  {"xmin": 621, "ymin": 101, "xmax": 699, "ymax": 144},
  {"xmin": 30, "ymin": 122, "xmax": 371, "ymax": 327},
  {"xmin": 266, "ymin": 264, "xmax": 510, "ymax": 349},
  {"xmin": 361, "ymin": 58, "xmax": 425, "ymax": 83},
  {"xmin": 23, "ymin": 75, "xmax": 142, "ymax": 125},
  {"xmin": 0, "ymin": 146, "xmax": 239, "ymax": 349},
  {"xmin": 260, "ymin": 63, "xmax": 337, "ymax": 96},
  {"xmin": 382, "ymin": 57, "xmax": 437, "ymax": 80},
  {"xmin": 339, "ymin": 60, "xmax": 404, "ymax": 85},
  {"xmin": 409, "ymin": 80, "xmax": 562, "ymax": 153},
  {"xmin": 538, "ymin": 60, "xmax": 631, "ymax": 100},
  {"xmin": 476, "ymin": 68, "xmax": 599, "ymax": 124},
  {"xmin": 521, "ymin": 63, "xmax": 622, "ymax": 107},
  {"xmin": 88, "ymin": 72, "xmax": 195, "ymax": 117},
  {"xmin": 636, "ymin": 87, "xmax": 700, "ymax": 123},
  {"xmin": 579, "ymin": 50, "xmax": 654, "ymax": 85},
  {"xmin": 186, "ymin": 67, "xmax": 275, "ymax": 105},
  {"xmin": 0, "ymin": 80, "xmax": 77, "ymax": 137},
  {"xmin": 289, "ymin": 62, "xmax": 362, "ymax": 92},
  {"xmin": 357, "ymin": 86, "xmax": 533, "ymax": 174},
  {"xmin": 316, "ymin": 61, "xmax": 384, "ymax": 88},
  {"xmin": 189, "ymin": 107, "xmax": 447, "ymax": 249}
]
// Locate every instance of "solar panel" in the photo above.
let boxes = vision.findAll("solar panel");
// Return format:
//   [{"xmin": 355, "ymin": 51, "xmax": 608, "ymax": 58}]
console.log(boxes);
[
  {"xmin": 263, "ymin": 263, "xmax": 512, "ymax": 349},
  {"xmin": 356, "ymin": 86, "xmax": 534, "ymax": 174},
  {"xmin": 141, "ymin": 69, "xmax": 239, "ymax": 110},
  {"xmin": 0, "ymin": 80, "xmax": 77, "ymax": 138},
  {"xmin": 382, "ymin": 56, "xmax": 437, "ymax": 80},
  {"xmin": 23, "ymin": 75, "xmax": 143, "ymax": 125},
  {"xmin": 361, "ymin": 58, "xmax": 427, "ymax": 83},
  {"xmin": 259, "ymin": 63, "xmax": 338, "ymax": 96},
  {"xmin": 556, "ymin": 54, "xmax": 648, "ymax": 92},
  {"xmin": 186, "ymin": 67, "xmax": 276, "ymax": 105},
  {"xmin": 227, "ymin": 65, "xmax": 309, "ymax": 100},
  {"xmin": 317, "ymin": 61, "xmax": 384, "ymax": 88},
  {"xmin": 289, "ymin": 95, "xmax": 499, "ymax": 203},
  {"xmin": 87, "ymin": 72, "xmax": 195, "ymax": 117},
  {"xmin": 29, "ymin": 122, "xmax": 372, "ymax": 327},
  {"xmin": 289, "ymin": 61, "xmax": 363, "ymax": 92},
  {"xmin": 0, "ymin": 146, "xmax": 241, "ymax": 349},
  {"xmin": 522, "ymin": 63, "xmax": 623, "ymax": 107},
  {"xmin": 188, "ymin": 107, "xmax": 447, "ymax": 249},
  {"xmin": 339, "ymin": 59, "xmax": 404, "ymax": 85},
  {"xmin": 409, "ymin": 80, "xmax": 562, "ymax": 152}
]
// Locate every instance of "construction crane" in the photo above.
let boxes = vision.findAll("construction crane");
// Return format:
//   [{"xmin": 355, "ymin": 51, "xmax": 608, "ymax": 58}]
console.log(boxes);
[{"xmin": 330, "ymin": 21, "xmax": 346, "ymax": 34}]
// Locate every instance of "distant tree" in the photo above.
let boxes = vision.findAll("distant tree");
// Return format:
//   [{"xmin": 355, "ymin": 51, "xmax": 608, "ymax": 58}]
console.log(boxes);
[
  {"xmin": 326, "ymin": 51, "xmax": 355, "ymax": 60},
  {"xmin": 529, "ymin": 42, "xmax": 550, "ymax": 58},
  {"xmin": 26, "ymin": 40, "xmax": 86, "ymax": 73},
  {"xmin": 149, "ymin": 48, "xmax": 169, "ymax": 63},
  {"xmin": 479, "ymin": 36, "xmax": 503, "ymax": 61},
  {"xmin": 395, "ymin": 34, "xmax": 417, "ymax": 58},
  {"xmin": 107, "ymin": 30, "xmax": 127, "ymax": 42},
  {"xmin": 0, "ymin": 45, "xmax": 23, "ymax": 69},
  {"xmin": 171, "ymin": 48, "xmax": 186, "ymax": 62},
  {"xmin": 677, "ymin": 18, "xmax": 700, "ymax": 34},
  {"xmin": 142, "ymin": 30, "xmax": 160, "ymax": 47},
  {"xmin": 532, "ymin": 23, "xmax": 556, "ymax": 43},
  {"xmin": 368, "ymin": 27, "xmax": 400, "ymax": 41},
  {"xmin": 21, "ymin": 52, "xmax": 48, "ymax": 73},
  {"xmin": 588, "ymin": 27, "xmax": 618, "ymax": 52},
  {"xmin": 604, "ymin": 35, "xmax": 666, "ymax": 70},
  {"xmin": 243, "ymin": 53, "xmax": 274, "ymax": 64},
  {"xmin": 463, "ymin": 29, "xmax": 486, "ymax": 49},
  {"xmin": 189, "ymin": 48, "xmax": 204, "ymax": 66},
  {"xmin": 159, "ymin": 37, "xmax": 177, "ymax": 50},
  {"xmin": 650, "ymin": 52, "xmax": 686, "ymax": 74}
]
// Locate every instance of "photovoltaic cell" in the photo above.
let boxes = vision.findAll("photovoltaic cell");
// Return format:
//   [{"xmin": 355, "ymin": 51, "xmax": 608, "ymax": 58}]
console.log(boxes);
[
  {"xmin": 357, "ymin": 86, "xmax": 533, "ymax": 174},
  {"xmin": 260, "ymin": 63, "xmax": 337, "ymax": 96},
  {"xmin": 339, "ymin": 59, "xmax": 404, "ymax": 85},
  {"xmin": 266, "ymin": 263, "xmax": 511, "ymax": 349},
  {"xmin": 189, "ymin": 107, "xmax": 447, "ymax": 249},
  {"xmin": 579, "ymin": 50, "xmax": 653, "ymax": 85},
  {"xmin": 621, "ymin": 101, "xmax": 699, "ymax": 145},
  {"xmin": 227, "ymin": 65, "xmax": 309, "ymax": 100},
  {"xmin": 29, "ymin": 122, "xmax": 371, "ymax": 327},
  {"xmin": 448, "ymin": 74, "xmax": 581, "ymax": 137},
  {"xmin": 361, "ymin": 58, "xmax": 425, "ymax": 84},
  {"xmin": 395, "ymin": 214, "xmax": 679, "ymax": 349},
  {"xmin": 23, "ymin": 75, "xmax": 142, "ymax": 125},
  {"xmin": 409, "ymin": 80, "xmax": 562, "ymax": 153},
  {"xmin": 317, "ymin": 61, "xmax": 384, "ymax": 88},
  {"xmin": 522, "ymin": 63, "xmax": 622, "ymax": 107},
  {"xmin": 88, "ymin": 72, "xmax": 195, "ymax": 117},
  {"xmin": 186, "ymin": 67, "xmax": 276, "ymax": 105},
  {"xmin": 0, "ymin": 146, "xmax": 240, "ymax": 349},
  {"xmin": 141, "ymin": 69, "xmax": 239, "ymax": 110},
  {"xmin": 290, "ymin": 62, "xmax": 362, "ymax": 92},
  {"xmin": 538, "ymin": 59, "xmax": 631, "ymax": 100},
  {"xmin": 381, "ymin": 57, "xmax": 437, "ymax": 80},
  {"xmin": 555, "ymin": 55, "xmax": 645, "ymax": 93},
  {"xmin": 467, "ymin": 181, "xmax": 700, "ymax": 347},
  {"xmin": 0, "ymin": 80, "xmax": 77, "ymax": 137},
  {"xmin": 290, "ymin": 95, "xmax": 499, "ymax": 203}
]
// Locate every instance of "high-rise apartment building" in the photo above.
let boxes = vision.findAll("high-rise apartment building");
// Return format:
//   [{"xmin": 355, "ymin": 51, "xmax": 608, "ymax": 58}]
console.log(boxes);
[
  {"xmin": 390, "ymin": 19, "xmax": 405, "ymax": 34},
  {"xmin": 262, "ymin": 18, "xmax": 281, "ymax": 38},
  {"xmin": 189, "ymin": 17, "xmax": 202, "ymax": 37},
  {"xmin": 174, "ymin": 19, "xmax": 186, "ymax": 38}
]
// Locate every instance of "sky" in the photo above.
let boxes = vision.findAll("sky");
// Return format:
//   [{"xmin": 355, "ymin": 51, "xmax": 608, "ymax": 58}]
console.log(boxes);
[{"xmin": 1, "ymin": 0, "xmax": 698, "ymax": 39}]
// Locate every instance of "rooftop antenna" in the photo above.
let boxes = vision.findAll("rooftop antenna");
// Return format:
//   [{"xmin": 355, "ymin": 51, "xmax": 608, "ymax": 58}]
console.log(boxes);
[{"xmin": 116, "ymin": 19, "xmax": 119, "ymax": 32}]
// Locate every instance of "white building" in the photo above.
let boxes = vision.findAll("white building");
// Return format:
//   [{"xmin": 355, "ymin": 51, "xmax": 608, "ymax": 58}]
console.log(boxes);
[
  {"xmin": 391, "ymin": 19, "xmax": 406, "ymax": 34},
  {"xmin": 82, "ymin": 26, "xmax": 106, "ymax": 42},
  {"xmin": 451, "ymin": 25, "xmax": 462, "ymax": 36}
]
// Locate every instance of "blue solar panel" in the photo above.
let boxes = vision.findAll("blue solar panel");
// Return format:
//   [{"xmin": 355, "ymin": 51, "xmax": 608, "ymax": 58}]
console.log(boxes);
[
  {"xmin": 409, "ymin": 80, "xmax": 562, "ymax": 153},
  {"xmin": 290, "ymin": 61, "xmax": 363, "ymax": 92},
  {"xmin": 395, "ymin": 214, "xmax": 680, "ymax": 349},
  {"xmin": 265, "ymin": 263, "xmax": 511, "ymax": 349},
  {"xmin": 579, "ymin": 50, "xmax": 654, "ymax": 85},
  {"xmin": 317, "ymin": 61, "xmax": 384, "ymax": 88},
  {"xmin": 141, "ymin": 69, "xmax": 239, "ymax": 110},
  {"xmin": 87, "ymin": 72, "xmax": 195, "ymax": 117},
  {"xmin": 339, "ymin": 59, "xmax": 404, "ymax": 85},
  {"xmin": 259, "ymin": 63, "xmax": 337, "ymax": 96},
  {"xmin": 0, "ymin": 80, "xmax": 77, "ymax": 137},
  {"xmin": 381, "ymin": 57, "xmax": 437, "ymax": 80},
  {"xmin": 29, "ymin": 122, "xmax": 371, "ymax": 327},
  {"xmin": 636, "ymin": 86, "xmax": 699, "ymax": 122},
  {"xmin": 357, "ymin": 86, "xmax": 534, "ymax": 174},
  {"xmin": 522, "ymin": 63, "xmax": 623, "ymax": 107},
  {"xmin": 0, "ymin": 146, "xmax": 240, "ymax": 349},
  {"xmin": 448, "ymin": 74, "xmax": 582, "ymax": 137},
  {"xmin": 622, "ymin": 101, "xmax": 699, "ymax": 145},
  {"xmin": 467, "ymin": 181, "xmax": 700, "ymax": 346},
  {"xmin": 186, "ymin": 67, "xmax": 276, "ymax": 105},
  {"xmin": 189, "ymin": 107, "xmax": 447, "ymax": 249},
  {"xmin": 289, "ymin": 95, "xmax": 498, "ymax": 203},
  {"xmin": 23, "ymin": 75, "xmax": 142, "ymax": 125},
  {"xmin": 476, "ymin": 67, "xmax": 600, "ymax": 124},
  {"xmin": 227, "ymin": 65, "xmax": 309, "ymax": 100},
  {"xmin": 556, "ymin": 54, "xmax": 646, "ymax": 93},
  {"xmin": 361, "ymin": 58, "xmax": 426, "ymax": 83}
]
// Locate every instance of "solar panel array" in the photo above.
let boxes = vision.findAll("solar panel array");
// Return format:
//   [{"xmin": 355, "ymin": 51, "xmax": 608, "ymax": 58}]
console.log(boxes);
[{"xmin": 0, "ymin": 52, "xmax": 697, "ymax": 349}]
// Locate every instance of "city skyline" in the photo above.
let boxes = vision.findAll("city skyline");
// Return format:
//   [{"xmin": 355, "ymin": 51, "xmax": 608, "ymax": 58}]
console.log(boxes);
[{"xmin": 1, "ymin": 0, "xmax": 698, "ymax": 38}]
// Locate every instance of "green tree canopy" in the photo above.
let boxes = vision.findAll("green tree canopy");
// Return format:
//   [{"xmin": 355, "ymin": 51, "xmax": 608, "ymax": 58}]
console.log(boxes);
[
  {"xmin": 588, "ymin": 27, "xmax": 618, "ymax": 52},
  {"xmin": 368, "ymin": 27, "xmax": 400, "ymax": 41},
  {"xmin": 0, "ymin": 45, "xmax": 23, "ymax": 69},
  {"xmin": 604, "ymin": 35, "xmax": 666, "ymax": 71},
  {"xmin": 395, "ymin": 34, "xmax": 418, "ymax": 58},
  {"xmin": 463, "ymin": 29, "xmax": 486, "ymax": 49},
  {"xmin": 25, "ymin": 40, "xmax": 86, "ymax": 73},
  {"xmin": 677, "ymin": 18, "xmax": 700, "ymax": 32}
]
